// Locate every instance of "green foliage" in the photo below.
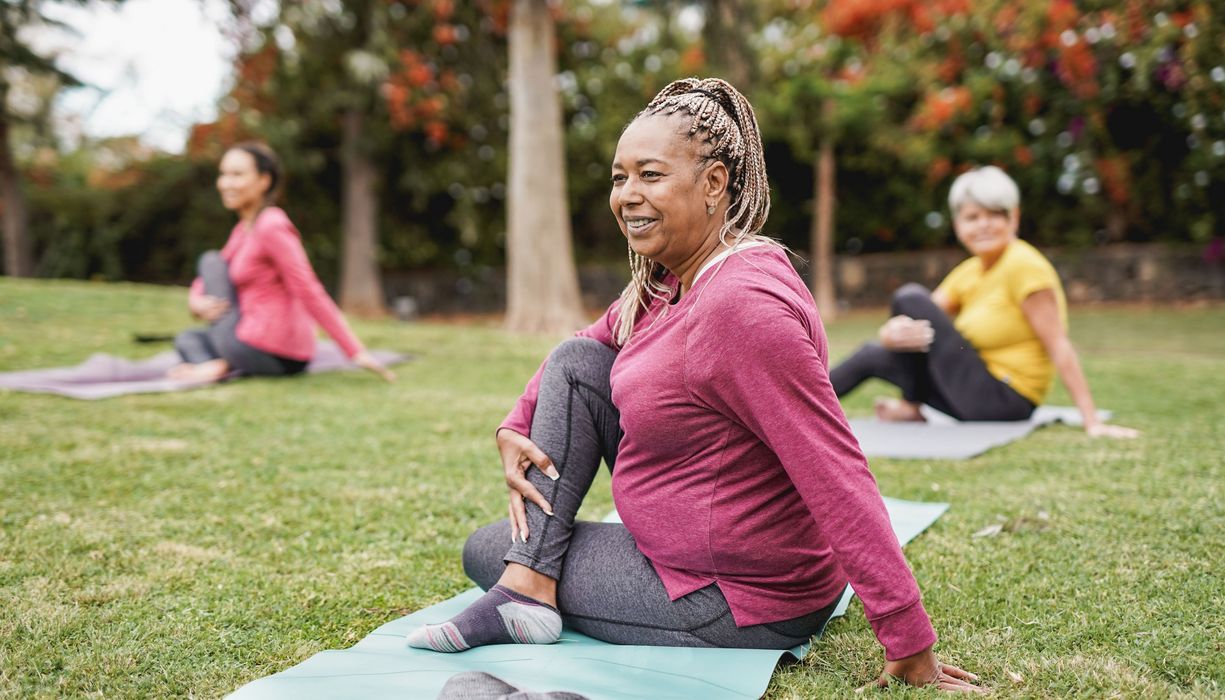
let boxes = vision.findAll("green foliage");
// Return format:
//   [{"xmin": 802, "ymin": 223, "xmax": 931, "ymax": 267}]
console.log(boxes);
[
  {"xmin": 26, "ymin": 153, "xmax": 231, "ymax": 282},
  {"xmin": 224, "ymin": 0, "xmax": 668, "ymax": 274},
  {"xmin": 16, "ymin": 1, "xmax": 1225, "ymax": 283},
  {"xmin": 1, "ymin": 279, "xmax": 1222, "ymax": 697},
  {"xmin": 754, "ymin": 0, "xmax": 1225, "ymax": 253},
  {"xmin": 0, "ymin": 1, "xmax": 107, "ymax": 86}
]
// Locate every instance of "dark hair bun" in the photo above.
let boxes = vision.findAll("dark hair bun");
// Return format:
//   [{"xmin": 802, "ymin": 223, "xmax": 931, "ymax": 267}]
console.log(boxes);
[{"xmin": 229, "ymin": 141, "xmax": 282, "ymax": 200}]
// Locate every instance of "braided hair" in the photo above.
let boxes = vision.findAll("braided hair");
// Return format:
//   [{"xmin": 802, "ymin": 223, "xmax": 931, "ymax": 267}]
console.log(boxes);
[{"xmin": 613, "ymin": 78, "xmax": 775, "ymax": 346}]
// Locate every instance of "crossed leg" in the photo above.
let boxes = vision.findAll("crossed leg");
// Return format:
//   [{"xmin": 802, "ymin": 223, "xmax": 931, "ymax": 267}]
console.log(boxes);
[{"xmin": 408, "ymin": 337, "xmax": 838, "ymax": 652}]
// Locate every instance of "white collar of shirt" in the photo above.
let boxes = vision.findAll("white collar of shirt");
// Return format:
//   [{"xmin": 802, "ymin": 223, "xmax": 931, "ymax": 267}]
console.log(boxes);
[{"xmin": 693, "ymin": 240, "xmax": 767, "ymax": 284}]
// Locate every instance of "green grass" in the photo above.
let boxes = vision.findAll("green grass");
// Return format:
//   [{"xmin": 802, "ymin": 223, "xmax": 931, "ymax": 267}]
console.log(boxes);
[{"xmin": 1, "ymin": 278, "xmax": 1222, "ymax": 699}]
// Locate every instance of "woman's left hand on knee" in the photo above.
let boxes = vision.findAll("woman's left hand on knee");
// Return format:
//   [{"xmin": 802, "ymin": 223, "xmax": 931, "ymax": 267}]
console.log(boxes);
[
  {"xmin": 497, "ymin": 429, "xmax": 559, "ymax": 543},
  {"xmin": 189, "ymin": 295, "xmax": 230, "ymax": 322},
  {"xmin": 879, "ymin": 315, "xmax": 935, "ymax": 352}
]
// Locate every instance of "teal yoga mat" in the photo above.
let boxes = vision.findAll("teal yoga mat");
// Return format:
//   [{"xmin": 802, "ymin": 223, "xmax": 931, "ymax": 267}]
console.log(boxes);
[{"xmin": 227, "ymin": 497, "xmax": 948, "ymax": 700}]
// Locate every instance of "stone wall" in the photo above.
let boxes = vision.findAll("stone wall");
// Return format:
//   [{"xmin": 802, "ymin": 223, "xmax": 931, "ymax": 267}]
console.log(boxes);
[
  {"xmin": 382, "ymin": 242, "xmax": 1225, "ymax": 316},
  {"xmin": 382, "ymin": 265, "xmax": 629, "ymax": 317},
  {"xmin": 816, "ymin": 242, "xmax": 1225, "ymax": 308}
]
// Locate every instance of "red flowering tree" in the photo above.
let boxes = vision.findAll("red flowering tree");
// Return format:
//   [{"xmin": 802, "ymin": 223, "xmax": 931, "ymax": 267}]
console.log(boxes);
[
  {"xmin": 221, "ymin": 0, "xmax": 500, "ymax": 316},
  {"xmin": 756, "ymin": 0, "xmax": 1224, "ymax": 293},
  {"xmin": 231, "ymin": 0, "xmax": 597, "ymax": 328},
  {"xmin": 755, "ymin": 0, "xmax": 970, "ymax": 319},
  {"xmin": 884, "ymin": 0, "xmax": 1224, "ymax": 246}
]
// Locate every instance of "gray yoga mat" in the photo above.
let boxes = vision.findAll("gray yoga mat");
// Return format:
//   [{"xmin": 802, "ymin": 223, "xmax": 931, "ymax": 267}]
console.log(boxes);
[
  {"xmin": 849, "ymin": 405, "xmax": 1112, "ymax": 460},
  {"xmin": 0, "ymin": 341, "xmax": 410, "ymax": 400},
  {"xmin": 227, "ymin": 497, "xmax": 949, "ymax": 700}
]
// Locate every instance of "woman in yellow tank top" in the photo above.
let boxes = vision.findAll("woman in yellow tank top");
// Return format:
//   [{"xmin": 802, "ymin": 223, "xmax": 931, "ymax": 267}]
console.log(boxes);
[{"xmin": 830, "ymin": 166, "xmax": 1136, "ymax": 438}]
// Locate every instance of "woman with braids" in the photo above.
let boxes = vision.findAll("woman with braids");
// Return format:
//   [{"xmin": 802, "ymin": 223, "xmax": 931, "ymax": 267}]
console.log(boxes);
[
  {"xmin": 408, "ymin": 80, "xmax": 983, "ymax": 692},
  {"xmin": 169, "ymin": 142, "xmax": 393, "ymax": 383}
]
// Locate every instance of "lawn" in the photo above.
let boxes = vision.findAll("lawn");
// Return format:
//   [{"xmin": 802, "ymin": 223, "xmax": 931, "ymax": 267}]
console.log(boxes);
[{"xmin": 1, "ymin": 278, "xmax": 1221, "ymax": 699}]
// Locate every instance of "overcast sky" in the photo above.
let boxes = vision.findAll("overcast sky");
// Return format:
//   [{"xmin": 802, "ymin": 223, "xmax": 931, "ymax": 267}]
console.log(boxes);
[{"xmin": 37, "ymin": 0, "xmax": 235, "ymax": 153}]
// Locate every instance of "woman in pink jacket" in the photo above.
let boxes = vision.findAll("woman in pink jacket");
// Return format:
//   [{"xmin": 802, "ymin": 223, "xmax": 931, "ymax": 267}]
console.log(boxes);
[
  {"xmin": 169, "ymin": 143, "xmax": 393, "ymax": 383},
  {"xmin": 408, "ymin": 80, "xmax": 983, "ymax": 693}
]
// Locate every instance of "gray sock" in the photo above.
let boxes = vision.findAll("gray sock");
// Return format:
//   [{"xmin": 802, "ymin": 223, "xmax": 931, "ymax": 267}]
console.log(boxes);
[
  {"xmin": 435, "ymin": 672, "xmax": 590, "ymax": 700},
  {"xmin": 407, "ymin": 585, "xmax": 562, "ymax": 652}
]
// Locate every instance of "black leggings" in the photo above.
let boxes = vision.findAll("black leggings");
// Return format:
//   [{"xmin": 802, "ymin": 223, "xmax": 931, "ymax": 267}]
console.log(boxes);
[
  {"xmin": 828, "ymin": 284, "xmax": 1035, "ymax": 421},
  {"xmin": 463, "ymin": 338, "xmax": 841, "ymax": 649},
  {"xmin": 174, "ymin": 252, "xmax": 307, "ymax": 376}
]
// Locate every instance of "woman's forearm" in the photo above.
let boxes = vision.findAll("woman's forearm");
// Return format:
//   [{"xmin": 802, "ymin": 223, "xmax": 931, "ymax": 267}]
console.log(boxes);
[{"xmin": 1051, "ymin": 337, "xmax": 1099, "ymax": 428}]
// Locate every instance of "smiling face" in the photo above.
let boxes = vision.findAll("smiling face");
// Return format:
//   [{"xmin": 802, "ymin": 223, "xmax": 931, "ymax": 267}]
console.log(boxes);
[
  {"xmin": 216, "ymin": 148, "xmax": 271, "ymax": 215},
  {"xmin": 609, "ymin": 115, "xmax": 726, "ymax": 272},
  {"xmin": 952, "ymin": 200, "xmax": 1019, "ymax": 264}
]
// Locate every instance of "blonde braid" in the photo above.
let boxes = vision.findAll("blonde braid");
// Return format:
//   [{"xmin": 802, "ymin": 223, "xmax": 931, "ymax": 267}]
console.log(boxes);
[{"xmin": 613, "ymin": 78, "xmax": 776, "ymax": 347}]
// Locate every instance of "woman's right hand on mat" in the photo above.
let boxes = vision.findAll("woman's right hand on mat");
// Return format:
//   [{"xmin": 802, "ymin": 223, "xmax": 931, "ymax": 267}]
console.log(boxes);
[
  {"xmin": 353, "ymin": 350, "xmax": 396, "ymax": 383},
  {"xmin": 1085, "ymin": 421, "xmax": 1140, "ymax": 439},
  {"xmin": 189, "ymin": 294, "xmax": 230, "ymax": 322},
  {"xmin": 879, "ymin": 315, "xmax": 935, "ymax": 352},
  {"xmin": 497, "ymin": 428, "xmax": 559, "ymax": 543},
  {"xmin": 862, "ymin": 647, "xmax": 987, "ymax": 693}
]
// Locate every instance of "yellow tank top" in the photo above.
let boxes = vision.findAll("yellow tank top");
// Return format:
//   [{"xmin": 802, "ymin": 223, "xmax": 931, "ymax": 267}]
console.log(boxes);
[{"xmin": 934, "ymin": 240, "xmax": 1066, "ymax": 404}]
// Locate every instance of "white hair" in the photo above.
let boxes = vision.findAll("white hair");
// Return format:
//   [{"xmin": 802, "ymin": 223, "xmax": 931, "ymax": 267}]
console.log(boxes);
[{"xmin": 948, "ymin": 166, "xmax": 1020, "ymax": 213}]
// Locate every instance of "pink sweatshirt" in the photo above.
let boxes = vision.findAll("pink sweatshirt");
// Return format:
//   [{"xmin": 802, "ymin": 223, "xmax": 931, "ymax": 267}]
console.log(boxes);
[
  {"xmin": 502, "ymin": 245, "xmax": 937, "ymax": 661},
  {"xmin": 189, "ymin": 207, "xmax": 364, "ymax": 362}
]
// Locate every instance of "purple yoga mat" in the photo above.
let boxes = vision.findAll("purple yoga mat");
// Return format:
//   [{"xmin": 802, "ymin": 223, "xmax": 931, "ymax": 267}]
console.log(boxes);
[{"xmin": 0, "ymin": 341, "xmax": 410, "ymax": 400}]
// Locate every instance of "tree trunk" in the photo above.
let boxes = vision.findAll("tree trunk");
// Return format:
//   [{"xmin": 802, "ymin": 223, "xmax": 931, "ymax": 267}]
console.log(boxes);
[
  {"xmin": 505, "ymin": 0, "xmax": 585, "ymax": 335},
  {"xmin": 338, "ymin": 107, "xmax": 387, "ymax": 317},
  {"xmin": 703, "ymin": 0, "xmax": 752, "ymax": 88},
  {"xmin": 0, "ymin": 82, "xmax": 34, "ymax": 278},
  {"xmin": 810, "ymin": 134, "xmax": 837, "ymax": 321},
  {"xmin": 1105, "ymin": 206, "xmax": 1128, "ymax": 241}
]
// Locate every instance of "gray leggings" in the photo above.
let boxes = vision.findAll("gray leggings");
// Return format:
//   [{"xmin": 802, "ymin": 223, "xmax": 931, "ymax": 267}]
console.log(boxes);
[
  {"xmin": 829, "ymin": 283, "xmax": 1035, "ymax": 421},
  {"xmin": 174, "ymin": 251, "xmax": 306, "ymax": 376},
  {"xmin": 463, "ymin": 338, "xmax": 840, "ymax": 649}
]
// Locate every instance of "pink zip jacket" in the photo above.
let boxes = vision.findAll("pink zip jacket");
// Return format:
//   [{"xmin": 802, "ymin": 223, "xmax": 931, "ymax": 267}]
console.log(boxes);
[
  {"xmin": 502, "ymin": 245, "xmax": 937, "ymax": 661},
  {"xmin": 189, "ymin": 207, "xmax": 364, "ymax": 361}
]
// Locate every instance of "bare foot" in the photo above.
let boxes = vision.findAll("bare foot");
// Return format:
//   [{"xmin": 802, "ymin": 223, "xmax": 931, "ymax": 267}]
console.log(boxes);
[
  {"xmin": 874, "ymin": 397, "xmax": 925, "ymax": 422},
  {"xmin": 166, "ymin": 360, "xmax": 230, "ymax": 383},
  {"xmin": 497, "ymin": 562, "xmax": 558, "ymax": 608}
]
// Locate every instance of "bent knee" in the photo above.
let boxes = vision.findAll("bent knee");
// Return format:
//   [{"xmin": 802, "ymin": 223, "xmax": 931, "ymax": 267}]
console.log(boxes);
[
  {"xmin": 548, "ymin": 337, "xmax": 612, "ymax": 365},
  {"xmin": 545, "ymin": 337, "xmax": 615, "ymax": 380},
  {"xmin": 890, "ymin": 283, "xmax": 934, "ymax": 316},
  {"xmin": 892, "ymin": 282, "xmax": 931, "ymax": 303}
]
